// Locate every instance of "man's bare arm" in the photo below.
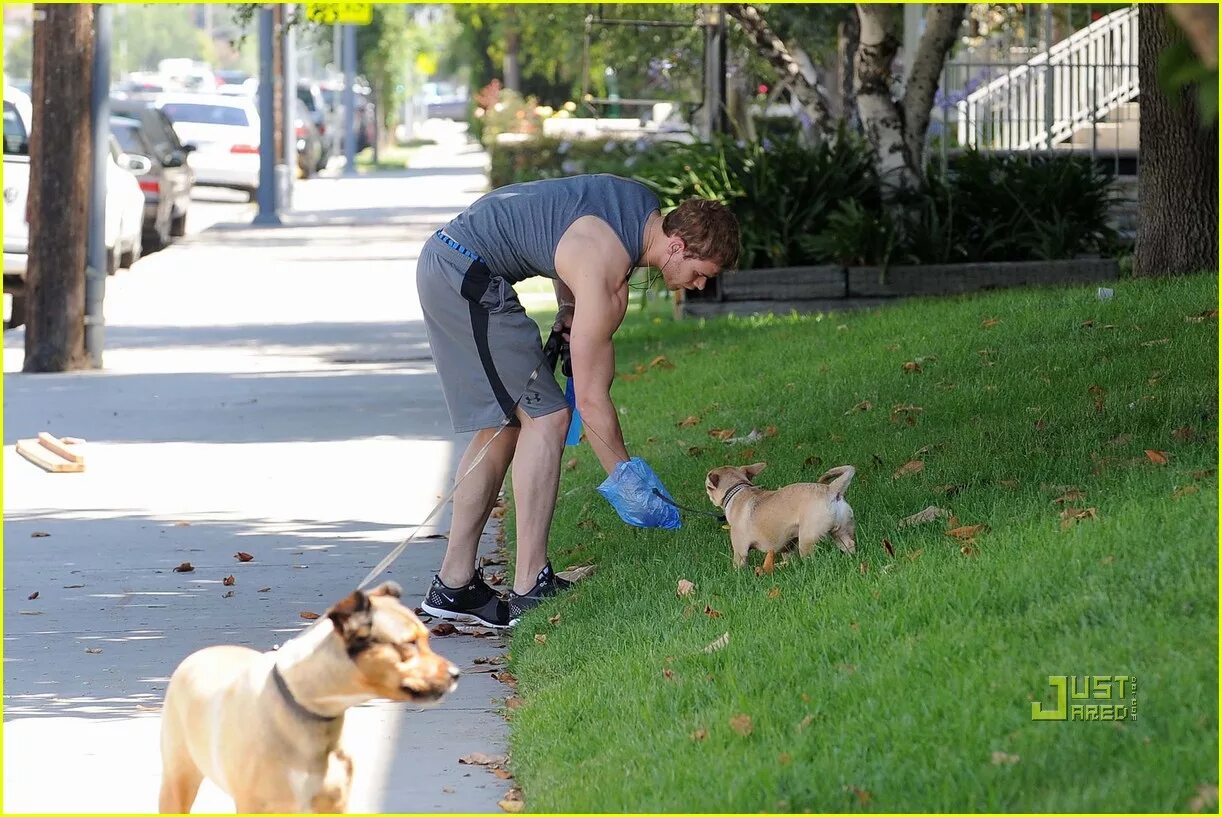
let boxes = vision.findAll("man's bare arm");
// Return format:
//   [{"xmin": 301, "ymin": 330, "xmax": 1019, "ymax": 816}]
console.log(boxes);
[{"xmin": 565, "ymin": 276, "xmax": 629, "ymax": 474}]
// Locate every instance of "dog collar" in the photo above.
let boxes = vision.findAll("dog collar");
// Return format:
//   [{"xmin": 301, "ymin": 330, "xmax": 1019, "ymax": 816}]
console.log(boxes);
[
  {"xmin": 271, "ymin": 663, "xmax": 339, "ymax": 723},
  {"xmin": 720, "ymin": 481, "xmax": 751, "ymax": 512}
]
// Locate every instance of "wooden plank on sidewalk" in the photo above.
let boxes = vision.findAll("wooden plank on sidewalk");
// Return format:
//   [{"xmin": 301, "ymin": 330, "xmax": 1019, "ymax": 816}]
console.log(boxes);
[
  {"xmin": 37, "ymin": 432, "xmax": 84, "ymax": 464},
  {"xmin": 16, "ymin": 439, "xmax": 85, "ymax": 473}
]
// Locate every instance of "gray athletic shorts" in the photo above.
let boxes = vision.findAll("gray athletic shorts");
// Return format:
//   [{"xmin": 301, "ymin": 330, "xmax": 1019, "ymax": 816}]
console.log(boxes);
[{"xmin": 417, "ymin": 237, "xmax": 567, "ymax": 432}]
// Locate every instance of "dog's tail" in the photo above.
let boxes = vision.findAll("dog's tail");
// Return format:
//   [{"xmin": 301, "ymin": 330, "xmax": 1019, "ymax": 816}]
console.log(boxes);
[{"xmin": 817, "ymin": 465, "xmax": 856, "ymax": 500}]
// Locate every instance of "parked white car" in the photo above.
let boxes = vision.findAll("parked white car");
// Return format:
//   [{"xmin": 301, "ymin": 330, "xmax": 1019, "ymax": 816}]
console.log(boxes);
[
  {"xmin": 4, "ymin": 85, "xmax": 147, "ymax": 279},
  {"xmin": 154, "ymin": 93, "xmax": 260, "ymax": 198}
]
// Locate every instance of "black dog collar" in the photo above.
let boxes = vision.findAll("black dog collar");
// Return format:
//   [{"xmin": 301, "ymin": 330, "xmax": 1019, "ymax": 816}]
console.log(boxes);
[
  {"xmin": 271, "ymin": 663, "xmax": 339, "ymax": 723},
  {"xmin": 719, "ymin": 481, "xmax": 752, "ymax": 513}
]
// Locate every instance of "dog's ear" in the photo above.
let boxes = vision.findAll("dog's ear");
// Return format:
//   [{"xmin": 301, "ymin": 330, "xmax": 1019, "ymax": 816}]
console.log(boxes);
[
  {"xmin": 368, "ymin": 581, "xmax": 402, "ymax": 599},
  {"xmin": 707, "ymin": 471, "xmax": 721, "ymax": 489},
  {"xmin": 817, "ymin": 465, "xmax": 856, "ymax": 500},
  {"xmin": 743, "ymin": 462, "xmax": 767, "ymax": 481},
  {"xmin": 328, "ymin": 589, "xmax": 372, "ymax": 637}
]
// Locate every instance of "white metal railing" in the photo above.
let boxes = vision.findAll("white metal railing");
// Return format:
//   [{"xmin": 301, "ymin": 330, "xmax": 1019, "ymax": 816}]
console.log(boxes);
[{"xmin": 956, "ymin": 5, "xmax": 1139, "ymax": 150}]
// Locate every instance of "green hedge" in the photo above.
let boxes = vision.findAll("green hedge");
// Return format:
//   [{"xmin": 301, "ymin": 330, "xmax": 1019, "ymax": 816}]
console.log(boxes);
[{"xmin": 488, "ymin": 133, "xmax": 1119, "ymax": 268}]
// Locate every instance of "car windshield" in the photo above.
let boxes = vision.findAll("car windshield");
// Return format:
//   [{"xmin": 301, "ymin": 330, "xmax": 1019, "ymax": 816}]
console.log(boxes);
[
  {"xmin": 160, "ymin": 102, "xmax": 249, "ymax": 127},
  {"xmin": 112, "ymin": 122, "xmax": 147, "ymax": 156},
  {"xmin": 3, "ymin": 101, "xmax": 27, "ymax": 155}
]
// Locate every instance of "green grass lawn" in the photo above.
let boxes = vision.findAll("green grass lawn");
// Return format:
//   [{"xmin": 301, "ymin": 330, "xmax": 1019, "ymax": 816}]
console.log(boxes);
[{"xmin": 504, "ymin": 273, "xmax": 1218, "ymax": 812}]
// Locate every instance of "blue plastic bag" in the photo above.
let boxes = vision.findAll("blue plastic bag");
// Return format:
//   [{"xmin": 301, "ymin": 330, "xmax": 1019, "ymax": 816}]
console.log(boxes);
[
  {"xmin": 564, "ymin": 379, "xmax": 583, "ymax": 446},
  {"xmin": 596, "ymin": 457, "xmax": 681, "ymax": 529}
]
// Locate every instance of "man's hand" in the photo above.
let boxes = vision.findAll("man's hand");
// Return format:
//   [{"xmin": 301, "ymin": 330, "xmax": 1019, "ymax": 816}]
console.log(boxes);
[{"xmin": 553, "ymin": 302, "xmax": 575, "ymax": 341}]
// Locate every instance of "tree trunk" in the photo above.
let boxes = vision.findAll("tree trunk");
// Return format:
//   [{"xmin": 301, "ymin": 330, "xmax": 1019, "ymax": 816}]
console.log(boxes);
[
  {"xmin": 725, "ymin": 3, "xmax": 835, "ymax": 141},
  {"xmin": 25, "ymin": 3, "xmax": 93, "ymax": 372},
  {"xmin": 272, "ymin": 4, "xmax": 283, "ymax": 161},
  {"xmin": 502, "ymin": 5, "xmax": 521, "ymax": 94},
  {"xmin": 901, "ymin": 4, "xmax": 965, "ymax": 167},
  {"xmin": 837, "ymin": 12, "xmax": 860, "ymax": 129},
  {"xmin": 854, "ymin": 4, "xmax": 916, "ymax": 198},
  {"xmin": 1135, "ymin": 5, "xmax": 1219, "ymax": 277}
]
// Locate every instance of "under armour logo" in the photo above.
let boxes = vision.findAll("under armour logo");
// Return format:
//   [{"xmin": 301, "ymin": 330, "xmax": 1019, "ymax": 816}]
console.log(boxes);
[{"xmin": 523, "ymin": 391, "xmax": 542, "ymax": 405}]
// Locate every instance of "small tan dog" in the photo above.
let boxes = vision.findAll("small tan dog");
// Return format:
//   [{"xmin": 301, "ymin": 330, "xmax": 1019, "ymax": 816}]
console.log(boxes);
[
  {"xmin": 706, "ymin": 462, "xmax": 857, "ymax": 568},
  {"xmin": 159, "ymin": 581, "xmax": 458, "ymax": 814}
]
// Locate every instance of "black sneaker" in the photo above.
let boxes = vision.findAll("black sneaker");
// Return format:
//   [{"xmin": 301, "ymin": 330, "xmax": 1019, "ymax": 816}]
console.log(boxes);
[
  {"xmin": 420, "ymin": 570, "xmax": 511, "ymax": 629},
  {"xmin": 508, "ymin": 561, "xmax": 572, "ymax": 623}
]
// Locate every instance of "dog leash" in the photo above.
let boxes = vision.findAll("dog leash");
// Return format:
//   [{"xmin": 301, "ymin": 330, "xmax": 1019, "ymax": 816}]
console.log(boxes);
[{"xmin": 652, "ymin": 489, "xmax": 726, "ymax": 523}]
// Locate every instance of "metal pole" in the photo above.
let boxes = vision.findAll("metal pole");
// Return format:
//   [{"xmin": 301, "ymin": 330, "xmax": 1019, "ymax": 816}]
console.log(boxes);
[
  {"xmin": 254, "ymin": 6, "xmax": 279, "ymax": 225},
  {"xmin": 343, "ymin": 24, "xmax": 357, "ymax": 174},
  {"xmin": 282, "ymin": 5, "xmax": 297, "ymax": 209},
  {"xmin": 1043, "ymin": 4, "xmax": 1054, "ymax": 148},
  {"xmin": 85, "ymin": 3, "xmax": 111, "ymax": 368}
]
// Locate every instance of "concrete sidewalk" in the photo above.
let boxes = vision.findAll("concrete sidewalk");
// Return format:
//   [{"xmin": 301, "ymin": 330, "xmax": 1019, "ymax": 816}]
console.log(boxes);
[{"xmin": 2, "ymin": 125, "xmax": 513, "ymax": 813}]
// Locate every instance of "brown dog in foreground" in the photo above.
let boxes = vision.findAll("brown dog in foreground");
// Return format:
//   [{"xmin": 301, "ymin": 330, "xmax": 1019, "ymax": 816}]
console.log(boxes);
[
  {"xmin": 159, "ymin": 582, "xmax": 458, "ymax": 813},
  {"xmin": 706, "ymin": 462, "xmax": 857, "ymax": 568}
]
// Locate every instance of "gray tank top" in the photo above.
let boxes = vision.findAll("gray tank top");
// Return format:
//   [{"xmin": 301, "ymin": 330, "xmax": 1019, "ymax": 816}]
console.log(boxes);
[{"xmin": 442, "ymin": 174, "xmax": 660, "ymax": 283}]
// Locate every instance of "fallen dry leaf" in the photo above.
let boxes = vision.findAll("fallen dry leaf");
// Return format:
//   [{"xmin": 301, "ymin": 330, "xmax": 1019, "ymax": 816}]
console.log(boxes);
[
  {"xmin": 933, "ymin": 483, "xmax": 965, "ymax": 497},
  {"xmin": 431, "ymin": 622, "xmax": 458, "ymax": 636},
  {"xmin": 677, "ymin": 415, "xmax": 701, "ymax": 428},
  {"xmin": 906, "ymin": 548, "xmax": 925, "ymax": 562},
  {"xmin": 173, "ymin": 521, "xmax": 191, "ymax": 527},
  {"xmin": 222, "ymin": 590, "xmax": 235, "ymax": 598},
  {"xmin": 84, "ymin": 647, "xmax": 103, "ymax": 654},
  {"xmin": 1144, "ymin": 449, "xmax": 1170, "ymax": 465},
  {"xmin": 849, "ymin": 787, "xmax": 873, "ymax": 807},
  {"xmin": 858, "ymin": 561, "xmax": 869, "ymax": 575},
  {"xmin": 1141, "ymin": 337, "xmax": 1170, "ymax": 347},
  {"xmin": 690, "ymin": 728, "xmax": 708, "ymax": 741},
  {"xmin": 991, "ymin": 751, "xmax": 1021, "ymax": 765},
  {"xmin": 172, "ymin": 562, "xmax": 194, "ymax": 573},
  {"xmin": 222, "ymin": 575, "xmax": 236, "ymax": 587},
  {"xmin": 1059, "ymin": 507, "xmax": 1099, "ymax": 530},
  {"xmin": 505, "ymin": 696, "xmax": 524, "ymax": 710},
  {"xmin": 677, "ymin": 578, "xmax": 696, "ymax": 597},
  {"xmin": 708, "ymin": 428, "xmax": 735, "ymax": 441},
  {"xmin": 981, "ymin": 317, "xmax": 1001, "ymax": 328},
  {"xmin": 27, "ymin": 591, "xmax": 38, "ymax": 600},
  {"xmin": 1188, "ymin": 783, "xmax": 1218, "ymax": 813},
  {"xmin": 662, "ymin": 668, "xmax": 675, "ymax": 680},
  {"xmin": 498, "ymin": 798, "xmax": 524, "ymax": 813},
  {"xmin": 63, "ymin": 584, "xmax": 84, "ymax": 589},
  {"xmin": 486, "ymin": 572, "xmax": 505, "ymax": 586},
  {"xmin": 899, "ymin": 506, "xmax": 949, "ymax": 528},
  {"xmin": 1192, "ymin": 469, "xmax": 1216, "ymax": 480},
  {"xmin": 1172, "ymin": 426, "xmax": 1199, "ymax": 442},
  {"xmin": 882, "ymin": 537, "xmax": 895, "ymax": 557},
  {"xmin": 902, "ymin": 361, "xmax": 922, "ymax": 374},
  {"xmin": 30, "ymin": 531, "xmax": 49, "ymax": 538},
  {"xmin": 235, "ymin": 552, "xmax": 254, "ymax": 563},
  {"xmin": 490, "ymin": 506, "xmax": 506, "ymax": 519},
  {"xmin": 299, "ymin": 611, "xmax": 320, "ymax": 620},
  {"xmin": 767, "ymin": 586, "xmax": 781, "ymax": 599},
  {"xmin": 893, "ymin": 460, "xmax": 925, "ymax": 479},
  {"xmin": 534, "ymin": 633, "xmax": 547, "ymax": 645},
  {"xmin": 258, "ymin": 586, "xmax": 271, "ymax": 593},
  {"xmin": 493, "ymin": 768, "xmax": 514, "ymax": 780},
  {"xmin": 702, "ymin": 632, "xmax": 730, "ymax": 653},
  {"xmin": 960, "ymin": 545, "xmax": 977, "ymax": 557},
  {"xmin": 845, "ymin": 400, "xmax": 873, "ymax": 414},
  {"xmin": 459, "ymin": 752, "xmax": 506, "ymax": 766},
  {"xmin": 730, "ymin": 713, "xmax": 754, "ymax": 736},
  {"xmin": 702, "ymin": 605, "xmax": 723, "ymax": 619},
  {"xmin": 564, "ymin": 458, "xmax": 578, "ymax": 471},
  {"xmin": 763, "ymin": 425, "xmax": 778, "ymax": 438},
  {"xmin": 556, "ymin": 564, "xmax": 596, "ymax": 582},
  {"xmin": 947, "ymin": 524, "xmax": 987, "ymax": 540},
  {"xmin": 649, "ymin": 355, "xmax": 674, "ymax": 369},
  {"xmin": 1174, "ymin": 484, "xmax": 1201, "ymax": 499},
  {"xmin": 761, "ymin": 550, "xmax": 776, "ymax": 574},
  {"xmin": 803, "ymin": 455, "xmax": 823, "ymax": 469},
  {"xmin": 548, "ymin": 613, "xmax": 561, "ymax": 625}
]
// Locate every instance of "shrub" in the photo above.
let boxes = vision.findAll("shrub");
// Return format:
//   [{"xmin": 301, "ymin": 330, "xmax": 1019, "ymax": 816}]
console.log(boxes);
[{"xmin": 486, "ymin": 132, "xmax": 1119, "ymax": 268}]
